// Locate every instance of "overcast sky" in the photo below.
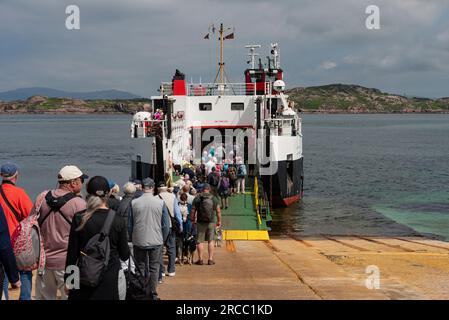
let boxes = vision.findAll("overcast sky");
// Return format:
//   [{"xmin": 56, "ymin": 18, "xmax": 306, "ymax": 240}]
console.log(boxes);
[{"xmin": 1, "ymin": 0, "xmax": 449, "ymax": 98}]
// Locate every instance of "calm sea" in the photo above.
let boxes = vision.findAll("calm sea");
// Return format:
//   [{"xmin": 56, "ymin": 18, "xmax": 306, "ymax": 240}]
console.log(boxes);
[{"xmin": 0, "ymin": 114, "xmax": 448, "ymax": 240}]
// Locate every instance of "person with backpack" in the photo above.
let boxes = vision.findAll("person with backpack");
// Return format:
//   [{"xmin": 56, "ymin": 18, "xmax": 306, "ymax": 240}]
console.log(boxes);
[
  {"xmin": 218, "ymin": 172, "xmax": 230, "ymax": 210},
  {"xmin": 236, "ymin": 161, "xmax": 247, "ymax": 194},
  {"xmin": 0, "ymin": 205, "xmax": 21, "ymax": 300},
  {"xmin": 116, "ymin": 182, "xmax": 136, "ymax": 241},
  {"xmin": 130, "ymin": 178, "xmax": 170, "ymax": 300},
  {"xmin": 0, "ymin": 162, "xmax": 33, "ymax": 300},
  {"xmin": 228, "ymin": 165, "xmax": 238, "ymax": 196},
  {"xmin": 65, "ymin": 176, "xmax": 130, "ymax": 300},
  {"xmin": 34, "ymin": 165, "xmax": 87, "ymax": 300},
  {"xmin": 157, "ymin": 183, "xmax": 183, "ymax": 278},
  {"xmin": 190, "ymin": 184, "xmax": 221, "ymax": 265},
  {"xmin": 207, "ymin": 167, "xmax": 221, "ymax": 192},
  {"xmin": 176, "ymin": 193, "xmax": 190, "ymax": 264}
]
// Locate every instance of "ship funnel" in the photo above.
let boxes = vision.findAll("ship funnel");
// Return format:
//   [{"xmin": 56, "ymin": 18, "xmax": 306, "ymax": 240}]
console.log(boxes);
[{"xmin": 172, "ymin": 69, "xmax": 186, "ymax": 95}]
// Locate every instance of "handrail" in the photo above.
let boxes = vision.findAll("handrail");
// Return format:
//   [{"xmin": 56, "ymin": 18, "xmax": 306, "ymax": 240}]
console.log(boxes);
[{"xmin": 254, "ymin": 177, "xmax": 262, "ymax": 226}]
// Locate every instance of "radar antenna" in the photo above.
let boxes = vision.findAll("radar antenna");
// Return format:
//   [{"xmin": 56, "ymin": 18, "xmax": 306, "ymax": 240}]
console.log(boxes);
[
  {"xmin": 245, "ymin": 44, "xmax": 261, "ymax": 69},
  {"xmin": 270, "ymin": 43, "xmax": 280, "ymax": 69}
]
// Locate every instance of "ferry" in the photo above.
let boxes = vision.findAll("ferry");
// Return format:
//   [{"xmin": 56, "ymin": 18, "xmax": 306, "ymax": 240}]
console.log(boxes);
[{"xmin": 130, "ymin": 24, "xmax": 303, "ymax": 209}]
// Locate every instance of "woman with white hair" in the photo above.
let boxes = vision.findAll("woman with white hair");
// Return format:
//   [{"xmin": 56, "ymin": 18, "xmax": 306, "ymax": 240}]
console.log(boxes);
[
  {"xmin": 116, "ymin": 182, "xmax": 136, "ymax": 241},
  {"xmin": 107, "ymin": 181, "xmax": 121, "ymax": 211}
]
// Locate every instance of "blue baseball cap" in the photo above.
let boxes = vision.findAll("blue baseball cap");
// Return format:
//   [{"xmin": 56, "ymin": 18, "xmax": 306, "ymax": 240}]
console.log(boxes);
[
  {"xmin": 1, "ymin": 162, "xmax": 19, "ymax": 178},
  {"xmin": 108, "ymin": 180, "xmax": 116, "ymax": 189}
]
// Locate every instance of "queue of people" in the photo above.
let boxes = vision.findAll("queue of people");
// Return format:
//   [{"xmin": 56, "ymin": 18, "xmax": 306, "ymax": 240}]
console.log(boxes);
[{"xmin": 0, "ymin": 158, "xmax": 247, "ymax": 300}]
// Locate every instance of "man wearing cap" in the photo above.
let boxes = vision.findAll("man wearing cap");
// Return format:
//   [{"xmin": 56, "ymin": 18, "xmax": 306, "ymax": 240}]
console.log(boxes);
[
  {"xmin": 34, "ymin": 165, "xmax": 87, "ymax": 300},
  {"xmin": 133, "ymin": 180, "xmax": 144, "ymax": 199},
  {"xmin": 0, "ymin": 162, "xmax": 33, "ymax": 300},
  {"xmin": 0, "ymin": 162, "xmax": 33, "ymax": 237},
  {"xmin": 157, "ymin": 182, "xmax": 183, "ymax": 278},
  {"xmin": 130, "ymin": 178, "xmax": 170, "ymax": 300}
]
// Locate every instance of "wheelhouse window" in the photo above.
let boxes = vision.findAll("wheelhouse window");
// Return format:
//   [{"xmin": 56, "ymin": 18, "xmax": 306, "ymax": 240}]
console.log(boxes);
[
  {"xmin": 199, "ymin": 103, "xmax": 212, "ymax": 111},
  {"xmin": 231, "ymin": 103, "xmax": 244, "ymax": 111}
]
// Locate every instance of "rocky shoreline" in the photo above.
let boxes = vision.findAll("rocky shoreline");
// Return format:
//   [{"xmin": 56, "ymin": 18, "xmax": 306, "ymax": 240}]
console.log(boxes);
[
  {"xmin": 1, "ymin": 83, "xmax": 449, "ymax": 115},
  {"xmin": 0, "ymin": 96, "xmax": 150, "ymax": 114}
]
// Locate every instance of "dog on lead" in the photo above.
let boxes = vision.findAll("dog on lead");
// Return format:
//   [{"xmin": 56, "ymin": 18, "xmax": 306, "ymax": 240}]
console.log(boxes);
[
  {"xmin": 214, "ymin": 227, "xmax": 222, "ymax": 247},
  {"xmin": 182, "ymin": 234, "xmax": 197, "ymax": 265}
]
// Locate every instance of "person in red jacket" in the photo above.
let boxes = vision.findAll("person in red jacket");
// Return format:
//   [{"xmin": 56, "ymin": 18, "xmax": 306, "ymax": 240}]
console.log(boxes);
[
  {"xmin": 0, "ymin": 163, "xmax": 33, "ymax": 236},
  {"xmin": 0, "ymin": 162, "xmax": 33, "ymax": 300}
]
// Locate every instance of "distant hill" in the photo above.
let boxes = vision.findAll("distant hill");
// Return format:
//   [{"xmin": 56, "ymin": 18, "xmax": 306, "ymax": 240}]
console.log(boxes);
[
  {"xmin": 0, "ymin": 87, "xmax": 142, "ymax": 101},
  {"xmin": 0, "ymin": 96, "xmax": 150, "ymax": 114},
  {"xmin": 287, "ymin": 84, "xmax": 449, "ymax": 113},
  {"xmin": 1, "ymin": 84, "xmax": 448, "ymax": 114}
]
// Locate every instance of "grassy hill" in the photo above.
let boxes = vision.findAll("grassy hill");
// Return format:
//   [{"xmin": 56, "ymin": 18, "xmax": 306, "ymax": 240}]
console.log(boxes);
[
  {"xmin": 287, "ymin": 84, "xmax": 449, "ymax": 113},
  {"xmin": 0, "ymin": 96, "xmax": 150, "ymax": 114},
  {"xmin": 0, "ymin": 87, "xmax": 142, "ymax": 101},
  {"xmin": 1, "ymin": 84, "xmax": 448, "ymax": 114}
]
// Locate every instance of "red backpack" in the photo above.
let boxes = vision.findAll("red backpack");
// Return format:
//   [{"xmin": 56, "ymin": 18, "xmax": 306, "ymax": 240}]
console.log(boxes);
[{"xmin": 10, "ymin": 192, "xmax": 46, "ymax": 274}]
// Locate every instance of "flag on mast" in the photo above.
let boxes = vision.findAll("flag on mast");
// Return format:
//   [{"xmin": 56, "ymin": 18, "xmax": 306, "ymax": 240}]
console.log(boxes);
[
  {"xmin": 204, "ymin": 33, "xmax": 209, "ymax": 39},
  {"xmin": 224, "ymin": 27, "xmax": 235, "ymax": 40},
  {"xmin": 224, "ymin": 32, "xmax": 234, "ymax": 40}
]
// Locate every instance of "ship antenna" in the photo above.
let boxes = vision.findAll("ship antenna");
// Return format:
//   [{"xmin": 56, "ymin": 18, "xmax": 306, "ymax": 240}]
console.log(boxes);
[
  {"xmin": 245, "ymin": 44, "xmax": 261, "ymax": 69},
  {"xmin": 271, "ymin": 43, "xmax": 280, "ymax": 69}
]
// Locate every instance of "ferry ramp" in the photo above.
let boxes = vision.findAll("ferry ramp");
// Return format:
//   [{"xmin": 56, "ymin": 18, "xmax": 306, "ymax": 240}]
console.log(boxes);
[{"xmin": 221, "ymin": 177, "xmax": 272, "ymax": 241}]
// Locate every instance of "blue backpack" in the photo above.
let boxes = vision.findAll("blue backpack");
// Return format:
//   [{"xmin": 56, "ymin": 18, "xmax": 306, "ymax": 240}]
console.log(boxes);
[{"xmin": 237, "ymin": 164, "xmax": 247, "ymax": 177}]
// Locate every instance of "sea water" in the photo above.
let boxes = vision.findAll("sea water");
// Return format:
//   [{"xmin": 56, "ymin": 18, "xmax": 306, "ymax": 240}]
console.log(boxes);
[{"xmin": 0, "ymin": 114, "xmax": 448, "ymax": 240}]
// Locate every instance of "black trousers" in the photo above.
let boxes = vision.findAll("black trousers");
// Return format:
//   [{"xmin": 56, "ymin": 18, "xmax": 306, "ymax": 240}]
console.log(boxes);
[{"xmin": 0, "ymin": 263, "xmax": 4, "ymax": 300}]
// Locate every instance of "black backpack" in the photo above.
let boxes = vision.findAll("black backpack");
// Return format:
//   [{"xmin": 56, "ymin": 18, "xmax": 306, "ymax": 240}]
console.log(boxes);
[
  {"xmin": 40, "ymin": 191, "xmax": 76, "ymax": 226},
  {"xmin": 208, "ymin": 173, "xmax": 220, "ymax": 187},
  {"xmin": 77, "ymin": 210, "xmax": 116, "ymax": 288},
  {"xmin": 196, "ymin": 194, "xmax": 214, "ymax": 223},
  {"xmin": 170, "ymin": 215, "xmax": 182, "ymax": 236},
  {"xmin": 158, "ymin": 195, "xmax": 182, "ymax": 236},
  {"xmin": 125, "ymin": 253, "xmax": 151, "ymax": 300}
]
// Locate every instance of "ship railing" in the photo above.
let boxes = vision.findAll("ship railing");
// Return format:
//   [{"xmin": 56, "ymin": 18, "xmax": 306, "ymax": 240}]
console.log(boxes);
[
  {"xmin": 253, "ymin": 176, "xmax": 272, "ymax": 226},
  {"xmin": 264, "ymin": 118, "xmax": 298, "ymax": 136},
  {"xmin": 159, "ymin": 82, "xmax": 173, "ymax": 95},
  {"xmin": 131, "ymin": 119, "xmax": 167, "ymax": 139},
  {"xmin": 157, "ymin": 82, "xmax": 274, "ymax": 96},
  {"xmin": 186, "ymin": 83, "xmax": 258, "ymax": 96},
  {"xmin": 254, "ymin": 177, "xmax": 262, "ymax": 225}
]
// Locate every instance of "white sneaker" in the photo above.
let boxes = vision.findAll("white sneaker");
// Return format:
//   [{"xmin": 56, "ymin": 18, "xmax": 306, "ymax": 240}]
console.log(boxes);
[{"xmin": 166, "ymin": 272, "xmax": 176, "ymax": 277}]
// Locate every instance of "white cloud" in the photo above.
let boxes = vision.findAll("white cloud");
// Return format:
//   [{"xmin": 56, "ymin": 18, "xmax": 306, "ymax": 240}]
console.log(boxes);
[
  {"xmin": 319, "ymin": 61, "xmax": 338, "ymax": 70},
  {"xmin": 1, "ymin": 0, "xmax": 449, "ymax": 97}
]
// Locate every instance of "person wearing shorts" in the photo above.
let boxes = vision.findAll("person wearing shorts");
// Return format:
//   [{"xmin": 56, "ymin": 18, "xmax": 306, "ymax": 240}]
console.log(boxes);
[{"xmin": 191, "ymin": 184, "xmax": 221, "ymax": 265}]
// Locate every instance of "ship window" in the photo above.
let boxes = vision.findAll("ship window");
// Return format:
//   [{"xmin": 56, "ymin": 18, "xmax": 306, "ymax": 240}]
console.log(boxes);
[
  {"xmin": 199, "ymin": 103, "xmax": 212, "ymax": 111},
  {"xmin": 231, "ymin": 103, "xmax": 244, "ymax": 111}
]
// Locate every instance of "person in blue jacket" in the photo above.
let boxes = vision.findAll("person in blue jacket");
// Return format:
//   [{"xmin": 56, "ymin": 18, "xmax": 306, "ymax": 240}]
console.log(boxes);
[{"xmin": 0, "ymin": 205, "xmax": 21, "ymax": 300}]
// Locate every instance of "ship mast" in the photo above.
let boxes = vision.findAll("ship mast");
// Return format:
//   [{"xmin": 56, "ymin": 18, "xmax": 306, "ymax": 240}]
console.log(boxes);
[
  {"xmin": 219, "ymin": 23, "xmax": 224, "ymax": 84},
  {"xmin": 212, "ymin": 23, "xmax": 233, "ymax": 85}
]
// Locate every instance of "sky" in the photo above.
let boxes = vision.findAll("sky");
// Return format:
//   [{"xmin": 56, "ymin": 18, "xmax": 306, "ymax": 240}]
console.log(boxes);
[{"xmin": 1, "ymin": 0, "xmax": 449, "ymax": 98}]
